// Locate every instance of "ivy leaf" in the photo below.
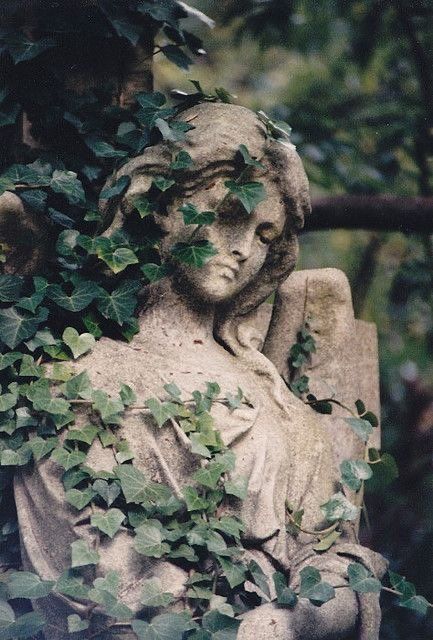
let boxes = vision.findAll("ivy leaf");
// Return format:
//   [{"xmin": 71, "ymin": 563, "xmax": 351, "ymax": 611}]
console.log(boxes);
[
  {"xmin": 88, "ymin": 588, "xmax": 133, "ymax": 620},
  {"xmin": 49, "ymin": 280, "xmax": 101, "ymax": 312},
  {"xmin": 91, "ymin": 508, "xmax": 125, "ymax": 538},
  {"xmin": 129, "ymin": 195, "xmax": 156, "ymax": 218},
  {"xmin": 84, "ymin": 135, "xmax": 128, "ymax": 159},
  {"xmin": 56, "ymin": 570, "xmax": 90, "ymax": 599},
  {"xmin": 183, "ymin": 486, "xmax": 209, "ymax": 511},
  {"xmin": 62, "ymin": 327, "xmax": 96, "ymax": 359},
  {"xmin": 0, "ymin": 600, "xmax": 15, "ymax": 629},
  {"xmin": 388, "ymin": 571, "xmax": 430, "ymax": 615},
  {"xmin": 0, "ymin": 275, "xmax": 23, "ymax": 302},
  {"xmin": 6, "ymin": 33, "xmax": 55, "ymax": 63},
  {"xmin": 140, "ymin": 577, "xmax": 175, "ymax": 608},
  {"xmin": 193, "ymin": 463, "xmax": 224, "ymax": 489},
  {"xmin": 344, "ymin": 417, "xmax": 373, "ymax": 443},
  {"xmin": 366, "ymin": 452, "xmax": 399, "ymax": 490},
  {"xmin": 93, "ymin": 238, "xmax": 139, "ymax": 274},
  {"xmin": 96, "ymin": 280, "xmax": 141, "ymax": 324},
  {"xmin": 116, "ymin": 465, "xmax": 172, "ymax": 504},
  {"xmin": 171, "ymin": 240, "xmax": 217, "ymax": 268},
  {"xmin": 1, "ymin": 446, "xmax": 32, "ymax": 466},
  {"xmin": 0, "ymin": 306, "xmax": 48, "ymax": 348},
  {"xmin": 155, "ymin": 117, "xmax": 186, "ymax": 142},
  {"xmin": 51, "ymin": 170, "xmax": 86, "ymax": 205},
  {"xmin": 65, "ymin": 487, "xmax": 96, "ymax": 510},
  {"xmin": 161, "ymin": 45, "xmax": 192, "ymax": 70},
  {"xmin": 224, "ymin": 180, "xmax": 266, "ymax": 214},
  {"xmin": 51, "ymin": 447, "xmax": 87, "ymax": 471},
  {"xmin": 170, "ymin": 151, "xmax": 193, "ymax": 170},
  {"xmin": 0, "ymin": 352, "xmax": 22, "ymax": 370},
  {"xmin": 132, "ymin": 613, "xmax": 191, "ymax": 640},
  {"xmin": 179, "ymin": 204, "xmax": 216, "ymax": 226},
  {"xmin": 27, "ymin": 436, "xmax": 58, "ymax": 461},
  {"xmin": 66, "ymin": 425, "xmax": 99, "ymax": 445},
  {"xmin": 0, "ymin": 391, "xmax": 18, "ymax": 413},
  {"xmin": 238, "ymin": 144, "xmax": 264, "ymax": 169},
  {"xmin": 273, "ymin": 572, "xmax": 298, "ymax": 607},
  {"xmin": 100, "ymin": 175, "xmax": 130, "ymax": 199},
  {"xmin": 340, "ymin": 459, "xmax": 372, "ymax": 491},
  {"xmin": 320, "ymin": 492, "xmax": 359, "ymax": 523},
  {"xmin": 7, "ymin": 571, "xmax": 55, "ymax": 599},
  {"xmin": 145, "ymin": 398, "xmax": 178, "ymax": 427},
  {"xmin": 67, "ymin": 614, "xmax": 89, "ymax": 633},
  {"xmin": 299, "ymin": 566, "xmax": 335, "ymax": 606},
  {"xmin": 71, "ymin": 539, "xmax": 100, "ymax": 568},
  {"xmin": 218, "ymin": 556, "xmax": 246, "ymax": 588},
  {"xmin": 0, "ymin": 612, "xmax": 46, "ymax": 640},
  {"xmin": 91, "ymin": 389, "xmax": 124, "ymax": 424},
  {"xmin": 153, "ymin": 176, "xmax": 176, "ymax": 192},
  {"xmin": 347, "ymin": 563, "xmax": 382, "ymax": 593},
  {"xmin": 141, "ymin": 263, "xmax": 171, "ymax": 283},
  {"xmin": 247, "ymin": 560, "xmax": 271, "ymax": 599},
  {"xmin": 92, "ymin": 479, "xmax": 121, "ymax": 507},
  {"xmin": 224, "ymin": 475, "xmax": 248, "ymax": 499},
  {"xmin": 20, "ymin": 189, "xmax": 48, "ymax": 213},
  {"xmin": 63, "ymin": 371, "xmax": 92, "ymax": 400},
  {"xmin": 109, "ymin": 19, "xmax": 142, "ymax": 46},
  {"xmin": 202, "ymin": 611, "xmax": 240, "ymax": 640},
  {"xmin": 134, "ymin": 522, "xmax": 170, "ymax": 558},
  {"xmin": 312, "ymin": 530, "xmax": 341, "ymax": 552},
  {"xmin": 119, "ymin": 383, "xmax": 137, "ymax": 407}
]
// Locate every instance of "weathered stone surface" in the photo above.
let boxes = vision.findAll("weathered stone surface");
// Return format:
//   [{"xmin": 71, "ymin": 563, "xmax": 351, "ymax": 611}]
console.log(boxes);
[{"xmin": 13, "ymin": 103, "xmax": 386, "ymax": 639}]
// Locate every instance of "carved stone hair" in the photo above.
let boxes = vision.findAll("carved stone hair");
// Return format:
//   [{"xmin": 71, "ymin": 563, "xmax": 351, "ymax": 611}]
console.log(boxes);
[{"xmin": 100, "ymin": 102, "xmax": 311, "ymax": 352}]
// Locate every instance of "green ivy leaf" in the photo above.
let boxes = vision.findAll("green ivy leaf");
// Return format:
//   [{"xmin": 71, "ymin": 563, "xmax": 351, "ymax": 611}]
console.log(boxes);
[
  {"xmin": 67, "ymin": 614, "xmax": 89, "ymax": 633},
  {"xmin": 0, "ymin": 275, "xmax": 23, "ymax": 302},
  {"xmin": 63, "ymin": 371, "xmax": 92, "ymax": 400},
  {"xmin": 312, "ymin": 530, "xmax": 341, "ymax": 552},
  {"xmin": 347, "ymin": 563, "xmax": 382, "ymax": 593},
  {"xmin": 224, "ymin": 180, "xmax": 266, "ymax": 214},
  {"xmin": 91, "ymin": 508, "xmax": 125, "ymax": 538},
  {"xmin": 320, "ymin": 492, "xmax": 359, "ymax": 523},
  {"xmin": 62, "ymin": 327, "xmax": 96, "ymax": 359},
  {"xmin": 56, "ymin": 570, "xmax": 90, "ymax": 599},
  {"xmin": 0, "ymin": 612, "xmax": 46, "ymax": 640},
  {"xmin": 7, "ymin": 571, "xmax": 55, "ymax": 599},
  {"xmin": 96, "ymin": 280, "xmax": 141, "ymax": 324},
  {"xmin": 224, "ymin": 475, "xmax": 248, "ymax": 500},
  {"xmin": 388, "ymin": 571, "xmax": 430, "ymax": 615},
  {"xmin": 119, "ymin": 383, "xmax": 137, "ymax": 406},
  {"xmin": 71, "ymin": 539, "xmax": 100, "ymax": 568},
  {"xmin": 0, "ymin": 306, "xmax": 48, "ymax": 348},
  {"xmin": 91, "ymin": 389, "xmax": 124, "ymax": 424},
  {"xmin": 132, "ymin": 613, "xmax": 191, "ymax": 640},
  {"xmin": 27, "ymin": 436, "xmax": 58, "ymax": 461},
  {"xmin": 129, "ymin": 195, "xmax": 156, "ymax": 218},
  {"xmin": 179, "ymin": 204, "xmax": 216, "ymax": 226},
  {"xmin": 140, "ymin": 577, "xmax": 175, "ymax": 608},
  {"xmin": 66, "ymin": 425, "xmax": 99, "ymax": 445},
  {"xmin": 193, "ymin": 463, "xmax": 225, "ymax": 489},
  {"xmin": 65, "ymin": 487, "xmax": 96, "ymax": 510},
  {"xmin": 51, "ymin": 447, "xmax": 87, "ymax": 471},
  {"xmin": 94, "ymin": 239, "xmax": 139, "ymax": 274},
  {"xmin": 238, "ymin": 144, "xmax": 264, "ymax": 168},
  {"xmin": 273, "ymin": 572, "xmax": 298, "ymax": 607},
  {"xmin": 100, "ymin": 175, "xmax": 130, "ymax": 199},
  {"xmin": 171, "ymin": 240, "xmax": 218, "ymax": 268},
  {"xmin": 51, "ymin": 170, "xmax": 85, "ymax": 205},
  {"xmin": 145, "ymin": 398, "xmax": 178, "ymax": 427},
  {"xmin": 247, "ymin": 560, "xmax": 271, "ymax": 599},
  {"xmin": 152, "ymin": 176, "xmax": 176, "ymax": 192},
  {"xmin": 92, "ymin": 479, "xmax": 121, "ymax": 507},
  {"xmin": 170, "ymin": 150, "xmax": 193, "ymax": 170},
  {"xmin": 48, "ymin": 281, "xmax": 101, "ymax": 312},
  {"xmin": 155, "ymin": 117, "xmax": 186, "ymax": 142},
  {"xmin": 202, "ymin": 611, "xmax": 240, "ymax": 640},
  {"xmin": 6, "ymin": 33, "xmax": 55, "ymax": 63},
  {"xmin": 84, "ymin": 135, "xmax": 128, "ymax": 159},
  {"xmin": 109, "ymin": 18, "xmax": 142, "ymax": 46},
  {"xmin": 0, "ymin": 352, "xmax": 22, "ymax": 371},
  {"xmin": 161, "ymin": 45, "xmax": 192, "ymax": 69},
  {"xmin": 116, "ymin": 464, "xmax": 172, "ymax": 504},
  {"xmin": 183, "ymin": 486, "xmax": 209, "ymax": 511},
  {"xmin": 88, "ymin": 587, "xmax": 133, "ymax": 620},
  {"xmin": 134, "ymin": 522, "xmax": 170, "ymax": 558},
  {"xmin": 217, "ymin": 556, "xmax": 246, "ymax": 588},
  {"xmin": 344, "ymin": 417, "xmax": 373, "ymax": 443},
  {"xmin": 340, "ymin": 459, "xmax": 372, "ymax": 491},
  {"xmin": 299, "ymin": 566, "xmax": 335, "ymax": 606},
  {"xmin": 18, "ymin": 354, "xmax": 44, "ymax": 377}
]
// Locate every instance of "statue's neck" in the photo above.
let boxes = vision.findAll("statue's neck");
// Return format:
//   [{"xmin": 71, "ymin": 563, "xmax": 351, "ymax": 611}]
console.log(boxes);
[{"xmin": 137, "ymin": 281, "xmax": 215, "ymax": 345}]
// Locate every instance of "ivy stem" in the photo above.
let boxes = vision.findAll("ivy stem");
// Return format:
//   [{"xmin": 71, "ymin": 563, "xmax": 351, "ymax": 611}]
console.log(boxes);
[{"xmin": 286, "ymin": 505, "xmax": 339, "ymax": 538}]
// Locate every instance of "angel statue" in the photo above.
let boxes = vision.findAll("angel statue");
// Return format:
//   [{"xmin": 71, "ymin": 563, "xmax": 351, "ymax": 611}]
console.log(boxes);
[{"xmin": 11, "ymin": 102, "xmax": 386, "ymax": 639}]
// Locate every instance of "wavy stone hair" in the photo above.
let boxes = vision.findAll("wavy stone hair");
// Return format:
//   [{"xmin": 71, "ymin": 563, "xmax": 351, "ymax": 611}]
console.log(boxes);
[{"xmin": 100, "ymin": 102, "xmax": 311, "ymax": 357}]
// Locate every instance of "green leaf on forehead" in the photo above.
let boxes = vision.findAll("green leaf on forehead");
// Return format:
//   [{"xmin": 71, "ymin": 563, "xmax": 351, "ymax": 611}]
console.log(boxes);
[
  {"xmin": 153, "ymin": 176, "xmax": 176, "ymax": 192},
  {"xmin": 340, "ymin": 459, "xmax": 372, "ymax": 491},
  {"xmin": 238, "ymin": 144, "xmax": 264, "ymax": 169},
  {"xmin": 224, "ymin": 180, "xmax": 266, "ymax": 214},
  {"xmin": 344, "ymin": 417, "xmax": 373, "ymax": 443},
  {"xmin": 100, "ymin": 175, "xmax": 130, "ymax": 200},
  {"xmin": 170, "ymin": 150, "xmax": 193, "ymax": 171},
  {"xmin": 171, "ymin": 240, "xmax": 217, "ymax": 268},
  {"xmin": 179, "ymin": 204, "xmax": 216, "ymax": 226}
]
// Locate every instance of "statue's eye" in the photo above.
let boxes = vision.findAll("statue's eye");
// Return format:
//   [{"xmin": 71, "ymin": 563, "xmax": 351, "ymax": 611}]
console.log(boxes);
[{"xmin": 256, "ymin": 223, "xmax": 277, "ymax": 245}]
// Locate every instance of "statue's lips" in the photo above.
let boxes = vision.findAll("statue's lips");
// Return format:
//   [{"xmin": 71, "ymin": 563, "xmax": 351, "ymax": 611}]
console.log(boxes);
[{"xmin": 213, "ymin": 261, "xmax": 239, "ymax": 280}]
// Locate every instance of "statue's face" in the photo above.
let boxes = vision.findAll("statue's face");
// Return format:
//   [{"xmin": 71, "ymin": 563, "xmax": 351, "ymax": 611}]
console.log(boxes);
[{"xmin": 174, "ymin": 176, "xmax": 287, "ymax": 303}]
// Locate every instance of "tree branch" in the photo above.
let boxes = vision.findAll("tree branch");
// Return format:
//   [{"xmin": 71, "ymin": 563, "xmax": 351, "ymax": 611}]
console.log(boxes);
[{"xmin": 306, "ymin": 195, "xmax": 433, "ymax": 232}]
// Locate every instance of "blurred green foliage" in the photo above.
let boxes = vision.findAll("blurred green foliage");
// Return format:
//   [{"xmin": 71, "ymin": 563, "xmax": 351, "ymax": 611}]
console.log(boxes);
[{"xmin": 158, "ymin": 2, "xmax": 433, "ymax": 637}]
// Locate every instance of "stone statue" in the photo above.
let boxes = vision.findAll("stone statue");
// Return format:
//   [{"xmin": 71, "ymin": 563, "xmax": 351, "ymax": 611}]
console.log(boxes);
[{"xmin": 14, "ymin": 103, "xmax": 386, "ymax": 639}]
